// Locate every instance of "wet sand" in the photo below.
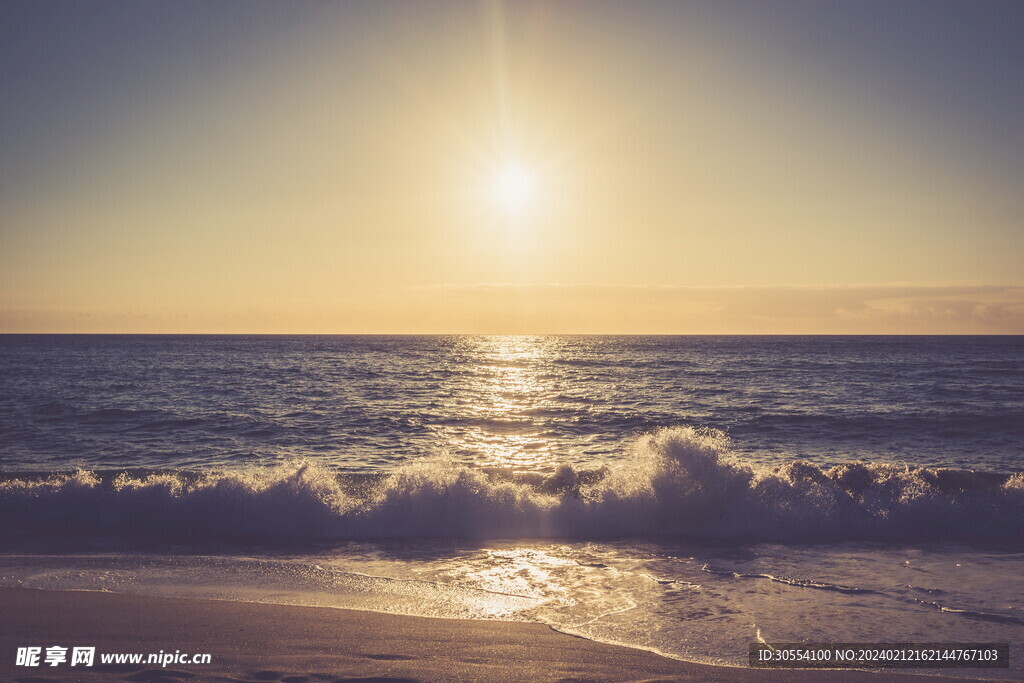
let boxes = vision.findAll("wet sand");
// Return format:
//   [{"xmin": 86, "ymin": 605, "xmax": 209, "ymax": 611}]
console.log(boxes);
[{"xmin": 0, "ymin": 587, "xmax": 953, "ymax": 681}]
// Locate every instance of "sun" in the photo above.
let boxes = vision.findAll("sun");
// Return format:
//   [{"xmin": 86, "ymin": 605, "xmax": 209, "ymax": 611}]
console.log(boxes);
[{"xmin": 490, "ymin": 162, "xmax": 537, "ymax": 213}]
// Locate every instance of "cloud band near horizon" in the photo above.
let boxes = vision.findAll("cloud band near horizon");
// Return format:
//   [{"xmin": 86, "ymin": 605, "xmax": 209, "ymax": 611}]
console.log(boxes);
[{"xmin": 3, "ymin": 283, "xmax": 1021, "ymax": 335}]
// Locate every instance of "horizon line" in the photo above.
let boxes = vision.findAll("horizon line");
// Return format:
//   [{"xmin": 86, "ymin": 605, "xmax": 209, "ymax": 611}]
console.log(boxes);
[{"xmin": 1, "ymin": 332, "xmax": 1021, "ymax": 337}]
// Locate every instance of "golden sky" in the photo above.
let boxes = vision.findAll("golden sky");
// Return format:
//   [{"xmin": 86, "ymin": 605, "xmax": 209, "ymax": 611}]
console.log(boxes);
[{"xmin": 2, "ymin": 1, "xmax": 1022, "ymax": 333}]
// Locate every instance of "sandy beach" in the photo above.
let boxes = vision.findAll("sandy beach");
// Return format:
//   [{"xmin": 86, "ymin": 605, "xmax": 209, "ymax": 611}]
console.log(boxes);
[{"xmin": 0, "ymin": 587, "xmax": 959, "ymax": 682}]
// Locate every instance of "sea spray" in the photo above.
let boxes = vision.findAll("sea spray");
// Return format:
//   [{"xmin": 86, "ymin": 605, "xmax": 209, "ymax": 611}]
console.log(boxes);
[{"xmin": 1, "ymin": 427, "xmax": 1021, "ymax": 545}]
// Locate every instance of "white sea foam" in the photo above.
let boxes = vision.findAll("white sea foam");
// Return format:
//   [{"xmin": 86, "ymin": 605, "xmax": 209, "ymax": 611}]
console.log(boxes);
[{"xmin": 1, "ymin": 427, "xmax": 1021, "ymax": 545}]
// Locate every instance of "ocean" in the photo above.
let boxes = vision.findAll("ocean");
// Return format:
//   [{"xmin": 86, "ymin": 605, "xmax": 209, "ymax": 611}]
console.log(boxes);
[{"xmin": 1, "ymin": 335, "xmax": 1022, "ymax": 675}]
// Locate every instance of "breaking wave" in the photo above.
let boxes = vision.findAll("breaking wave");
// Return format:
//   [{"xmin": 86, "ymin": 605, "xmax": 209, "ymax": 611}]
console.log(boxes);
[{"xmin": 1, "ymin": 427, "xmax": 1021, "ymax": 546}]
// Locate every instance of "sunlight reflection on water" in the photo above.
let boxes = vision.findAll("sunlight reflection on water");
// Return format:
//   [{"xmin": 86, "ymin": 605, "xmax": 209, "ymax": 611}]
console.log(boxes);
[{"xmin": 434, "ymin": 336, "xmax": 561, "ymax": 470}]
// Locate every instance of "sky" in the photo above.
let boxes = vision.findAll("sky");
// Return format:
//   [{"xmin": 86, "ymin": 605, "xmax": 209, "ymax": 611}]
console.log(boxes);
[{"xmin": 1, "ymin": 0, "xmax": 1022, "ymax": 334}]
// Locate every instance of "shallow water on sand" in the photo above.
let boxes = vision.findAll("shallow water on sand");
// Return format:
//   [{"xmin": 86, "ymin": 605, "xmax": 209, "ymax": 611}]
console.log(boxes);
[{"xmin": 2, "ymin": 542, "xmax": 1022, "ymax": 678}]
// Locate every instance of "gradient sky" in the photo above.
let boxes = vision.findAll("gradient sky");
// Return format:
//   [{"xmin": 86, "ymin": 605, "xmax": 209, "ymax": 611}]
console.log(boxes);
[{"xmin": 2, "ymin": 0, "xmax": 1022, "ymax": 333}]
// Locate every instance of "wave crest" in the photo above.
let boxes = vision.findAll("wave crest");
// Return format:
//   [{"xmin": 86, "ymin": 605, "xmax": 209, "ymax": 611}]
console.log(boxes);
[{"xmin": 1, "ymin": 427, "xmax": 1021, "ymax": 544}]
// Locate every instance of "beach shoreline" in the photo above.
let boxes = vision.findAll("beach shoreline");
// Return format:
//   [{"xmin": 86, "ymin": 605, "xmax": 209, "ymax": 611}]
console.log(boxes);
[{"xmin": 0, "ymin": 586, "xmax": 960, "ymax": 682}]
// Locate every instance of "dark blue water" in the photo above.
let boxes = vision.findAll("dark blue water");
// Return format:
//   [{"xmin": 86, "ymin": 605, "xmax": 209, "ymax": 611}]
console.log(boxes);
[{"xmin": 1, "ymin": 335, "xmax": 1021, "ymax": 473}]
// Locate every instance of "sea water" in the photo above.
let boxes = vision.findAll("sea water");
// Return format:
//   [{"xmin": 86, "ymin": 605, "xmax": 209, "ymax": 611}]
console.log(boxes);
[{"xmin": 1, "ymin": 335, "xmax": 1021, "ymax": 676}]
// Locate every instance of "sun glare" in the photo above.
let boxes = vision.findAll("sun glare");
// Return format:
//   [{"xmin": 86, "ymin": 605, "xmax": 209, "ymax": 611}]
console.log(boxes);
[{"xmin": 490, "ymin": 162, "xmax": 537, "ymax": 213}]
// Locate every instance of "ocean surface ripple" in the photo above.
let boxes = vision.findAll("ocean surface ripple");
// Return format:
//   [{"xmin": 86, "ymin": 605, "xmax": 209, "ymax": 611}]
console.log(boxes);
[{"xmin": 1, "ymin": 335, "xmax": 1022, "ymax": 474}]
